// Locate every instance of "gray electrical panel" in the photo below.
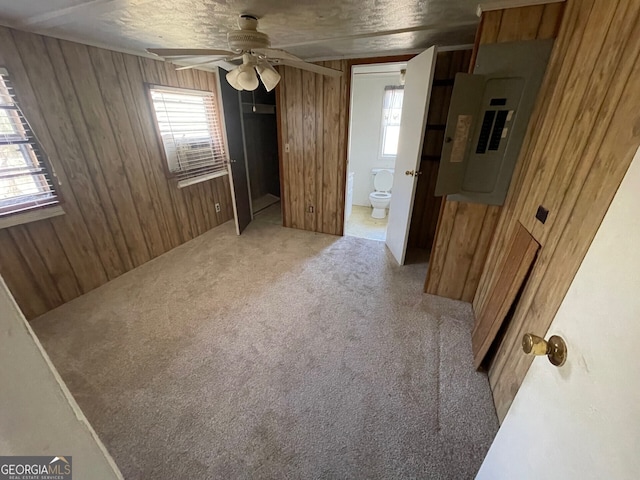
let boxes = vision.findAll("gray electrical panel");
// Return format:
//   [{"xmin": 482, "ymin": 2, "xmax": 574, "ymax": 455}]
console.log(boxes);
[{"xmin": 435, "ymin": 39, "xmax": 554, "ymax": 205}]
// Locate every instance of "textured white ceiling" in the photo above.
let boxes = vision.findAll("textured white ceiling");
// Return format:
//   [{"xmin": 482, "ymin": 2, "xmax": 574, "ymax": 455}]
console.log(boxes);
[{"xmin": 0, "ymin": 0, "xmax": 478, "ymax": 61}]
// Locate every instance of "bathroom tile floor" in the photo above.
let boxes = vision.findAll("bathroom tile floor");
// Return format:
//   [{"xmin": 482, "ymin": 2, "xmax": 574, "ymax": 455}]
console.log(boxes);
[{"xmin": 344, "ymin": 205, "xmax": 388, "ymax": 242}]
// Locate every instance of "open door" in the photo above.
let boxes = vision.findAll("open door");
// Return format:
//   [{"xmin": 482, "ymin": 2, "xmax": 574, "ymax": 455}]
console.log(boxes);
[
  {"xmin": 477, "ymin": 148, "xmax": 640, "ymax": 479},
  {"xmin": 218, "ymin": 68, "xmax": 252, "ymax": 234},
  {"xmin": 385, "ymin": 46, "xmax": 437, "ymax": 264}
]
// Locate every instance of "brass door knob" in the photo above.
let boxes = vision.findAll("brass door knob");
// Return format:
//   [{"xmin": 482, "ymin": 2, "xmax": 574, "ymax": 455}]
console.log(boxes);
[
  {"xmin": 522, "ymin": 333, "xmax": 567, "ymax": 367},
  {"xmin": 405, "ymin": 170, "xmax": 415, "ymax": 176}
]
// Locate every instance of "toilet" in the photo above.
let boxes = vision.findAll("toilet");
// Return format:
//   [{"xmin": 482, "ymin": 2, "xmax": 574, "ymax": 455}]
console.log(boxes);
[{"xmin": 369, "ymin": 169, "xmax": 393, "ymax": 219}]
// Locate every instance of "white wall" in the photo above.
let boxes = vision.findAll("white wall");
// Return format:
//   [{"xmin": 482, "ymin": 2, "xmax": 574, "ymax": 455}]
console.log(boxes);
[
  {"xmin": 348, "ymin": 72, "xmax": 400, "ymax": 206},
  {"xmin": 476, "ymin": 147, "xmax": 640, "ymax": 479},
  {"xmin": 0, "ymin": 276, "xmax": 123, "ymax": 479}
]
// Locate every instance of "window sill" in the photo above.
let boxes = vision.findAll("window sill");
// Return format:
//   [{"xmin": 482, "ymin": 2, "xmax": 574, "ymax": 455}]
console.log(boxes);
[
  {"xmin": 177, "ymin": 170, "xmax": 229, "ymax": 189},
  {"xmin": 0, "ymin": 205, "xmax": 65, "ymax": 230}
]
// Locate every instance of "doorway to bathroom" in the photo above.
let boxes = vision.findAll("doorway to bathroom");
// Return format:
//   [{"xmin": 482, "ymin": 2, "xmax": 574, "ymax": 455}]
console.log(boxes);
[
  {"xmin": 344, "ymin": 62, "xmax": 407, "ymax": 242},
  {"xmin": 343, "ymin": 49, "xmax": 472, "ymax": 268}
]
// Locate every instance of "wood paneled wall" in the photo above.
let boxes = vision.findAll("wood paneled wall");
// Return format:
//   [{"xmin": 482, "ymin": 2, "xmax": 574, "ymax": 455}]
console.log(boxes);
[
  {"xmin": 408, "ymin": 49, "xmax": 472, "ymax": 250},
  {"xmin": 424, "ymin": 3, "xmax": 565, "ymax": 302},
  {"xmin": 277, "ymin": 61, "xmax": 349, "ymax": 235},
  {"xmin": 0, "ymin": 27, "xmax": 234, "ymax": 319},
  {"xmin": 463, "ymin": 0, "xmax": 640, "ymax": 421}
]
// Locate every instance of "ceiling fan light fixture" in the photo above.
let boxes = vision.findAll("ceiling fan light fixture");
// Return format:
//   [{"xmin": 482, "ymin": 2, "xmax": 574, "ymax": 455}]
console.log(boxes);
[
  {"xmin": 256, "ymin": 62, "xmax": 281, "ymax": 92},
  {"xmin": 237, "ymin": 64, "xmax": 259, "ymax": 91},
  {"xmin": 226, "ymin": 67, "xmax": 244, "ymax": 91}
]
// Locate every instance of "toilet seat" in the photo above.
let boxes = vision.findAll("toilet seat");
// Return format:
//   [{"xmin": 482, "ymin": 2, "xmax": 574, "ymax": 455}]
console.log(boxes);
[
  {"xmin": 370, "ymin": 192, "xmax": 391, "ymax": 199},
  {"xmin": 373, "ymin": 170, "xmax": 393, "ymax": 192}
]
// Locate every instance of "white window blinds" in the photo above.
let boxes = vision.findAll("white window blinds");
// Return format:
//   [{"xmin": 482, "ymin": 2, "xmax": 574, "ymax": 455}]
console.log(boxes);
[
  {"xmin": 0, "ymin": 68, "xmax": 59, "ymax": 217},
  {"xmin": 149, "ymin": 85, "xmax": 228, "ymax": 185},
  {"xmin": 380, "ymin": 85, "xmax": 405, "ymax": 157}
]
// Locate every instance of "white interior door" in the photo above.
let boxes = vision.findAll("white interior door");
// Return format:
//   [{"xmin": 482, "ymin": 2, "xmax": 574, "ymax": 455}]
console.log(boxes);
[
  {"xmin": 385, "ymin": 46, "xmax": 437, "ymax": 264},
  {"xmin": 476, "ymin": 147, "xmax": 640, "ymax": 479}
]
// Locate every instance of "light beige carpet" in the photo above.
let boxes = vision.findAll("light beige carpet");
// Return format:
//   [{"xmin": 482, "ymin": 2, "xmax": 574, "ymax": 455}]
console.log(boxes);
[{"xmin": 32, "ymin": 204, "xmax": 498, "ymax": 479}]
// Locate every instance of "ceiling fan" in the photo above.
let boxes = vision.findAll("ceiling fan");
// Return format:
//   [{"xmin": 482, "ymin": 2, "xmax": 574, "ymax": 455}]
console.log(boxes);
[{"xmin": 147, "ymin": 14, "xmax": 343, "ymax": 92}]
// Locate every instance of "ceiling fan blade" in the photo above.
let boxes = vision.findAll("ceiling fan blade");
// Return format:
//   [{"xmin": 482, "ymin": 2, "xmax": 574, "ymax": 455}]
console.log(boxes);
[
  {"xmin": 252, "ymin": 48, "xmax": 303, "ymax": 62},
  {"xmin": 215, "ymin": 60, "xmax": 240, "ymax": 72},
  {"xmin": 173, "ymin": 57, "xmax": 241, "ymax": 71},
  {"xmin": 275, "ymin": 59, "xmax": 343, "ymax": 78},
  {"xmin": 147, "ymin": 48, "xmax": 236, "ymax": 58},
  {"xmin": 174, "ymin": 59, "xmax": 219, "ymax": 71}
]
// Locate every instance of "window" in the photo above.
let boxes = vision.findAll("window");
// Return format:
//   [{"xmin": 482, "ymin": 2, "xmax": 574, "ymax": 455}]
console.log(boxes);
[
  {"xmin": 380, "ymin": 85, "xmax": 404, "ymax": 157},
  {"xmin": 149, "ymin": 85, "xmax": 228, "ymax": 187},
  {"xmin": 0, "ymin": 68, "xmax": 60, "ymax": 218}
]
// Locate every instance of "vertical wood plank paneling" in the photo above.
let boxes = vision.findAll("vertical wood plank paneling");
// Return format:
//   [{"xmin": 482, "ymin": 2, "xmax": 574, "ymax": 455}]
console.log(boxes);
[
  {"xmin": 90, "ymin": 46, "xmax": 166, "ymax": 258},
  {"xmin": 436, "ymin": 203, "xmax": 488, "ymax": 299},
  {"xmin": 24, "ymin": 222, "xmax": 81, "ymax": 303},
  {"xmin": 59, "ymin": 40, "xmax": 152, "ymax": 267},
  {"xmin": 525, "ymin": 0, "xmax": 630, "ymax": 240},
  {"xmin": 425, "ymin": 2, "xmax": 566, "ymax": 301},
  {"xmin": 485, "ymin": 1, "xmax": 640, "ymax": 420},
  {"xmin": 473, "ymin": 1, "xmax": 586, "ymax": 314},
  {"xmin": 291, "ymin": 68, "xmax": 305, "ymax": 230},
  {"xmin": 302, "ymin": 71, "xmax": 316, "ymax": 231},
  {"xmin": 0, "ymin": 26, "xmax": 233, "ymax": 319},
  {"xmin": 474, "ymin": 0, "xmax": 597, "ymax": 314},
  {"xmin": 0, "ymin": 231, "xmax": 48, "ymax": 318},
  {"xmin": 112, "ymin": 51, "xmax": 175, "ymax": 251},
  {"xmin": 314, "ymin": 70, "xmax": 325, "ymax": 232},
  {"xmin": 496, "ymin": 5, "xmax": 545, "ymax": 41},
  {"xmin": 277, "ymin": 66, "xmax": 290, "ymax": 228},
  {"xmin": 8, "ymin": 226, "xmax": 63, "ymax": 308},
  {"xmin": 283, "ymin": 67, "xmax": 299, "ymax": 228},
  {"xmin": 336, "ymin": 61, "xmax": 349, "ymax": 235},
  {"xmin": 461, "ymin": 206, "xmax": 500, "ymax": 302},
  {"xmin": 121, "ymin": 53, "xmax": 182, "ymax": 248},
  {"xmin": 44, "ymin": 37, "xmax": 133, "ymax": 274},
  {"xmin": 322, "ymin": 62, "xmax": 340, "ymax": 235},
  {"xmin": 537, "ymin": 2, "xmax": 566, "ymax": 39},
  {"xmin": 277, "ymin": 60, "xmax": 348, "ymax": 236},
  {"xmin": 479, "ymin": 10, "xmax": 504, "ymax": 44}
]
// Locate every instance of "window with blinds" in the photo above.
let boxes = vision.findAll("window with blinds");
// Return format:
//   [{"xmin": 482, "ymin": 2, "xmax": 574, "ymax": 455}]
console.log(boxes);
[
  {"xmin": 149, "ymin": 85, "xmax": 228, "ymax": 187},
  {"xmin": 0, "ymin": 67, "xmax": 60, "ymax": 217},
  {"xmin": 380, "ymin": 85, "xmax": 405, "ymax": 157}
]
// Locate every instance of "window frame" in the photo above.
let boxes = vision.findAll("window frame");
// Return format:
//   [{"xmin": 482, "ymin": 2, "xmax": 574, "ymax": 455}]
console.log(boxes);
[
  {"xmin": 0, "ymin": 66, "xmax": 63, "ymax": 229},
  {"xmin": 378, "ymin": 85, "xmax": 405, "ymax": 159},
  {"xmin": 146, "ymin": 83, "xmax": 230, "ymax": 189}
]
